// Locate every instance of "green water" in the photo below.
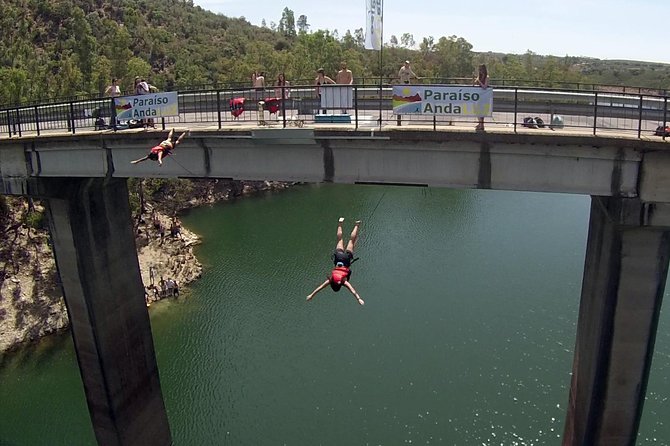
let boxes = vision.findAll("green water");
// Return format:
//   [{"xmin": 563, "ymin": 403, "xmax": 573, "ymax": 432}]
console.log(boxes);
[{"xmin": 1, "ymin": 185, "xmax": 669, "ymax": 445}]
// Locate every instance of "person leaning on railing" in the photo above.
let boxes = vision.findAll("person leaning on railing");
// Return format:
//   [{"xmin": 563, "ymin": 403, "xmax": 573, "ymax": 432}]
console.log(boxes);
[
  {"xmin": 398, "ymin": 60, "xmax": 420, "ymax": 84},
  {"xmin": 315, "ymin": 68, "xmax": 335, "ymax": 114}
]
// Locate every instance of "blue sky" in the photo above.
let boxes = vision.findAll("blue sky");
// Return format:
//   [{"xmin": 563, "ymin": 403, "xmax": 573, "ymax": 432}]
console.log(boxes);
[{"xmin": 195, "ymin": 0, "xmax": 669, "ymax": 64}]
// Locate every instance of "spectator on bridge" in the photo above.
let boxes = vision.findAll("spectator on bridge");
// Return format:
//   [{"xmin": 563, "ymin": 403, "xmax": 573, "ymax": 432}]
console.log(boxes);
[
  {"xmin": 104, "ymin": 78, "xmax": 121, "ymax": 129},
  {"xmin": 315, "ymin": 68, "xmax": 336, "ymax": 114},
  {"xmin": 474, "ymin": 64, "xmax": 489, "ymax": 131},
  {"xmin": 134, "ymin": 76, "xmax": 150, "ymax": 95},
  {"xmin": 307, "ymin": 218, "xmax": 364, "ymax": 306},
  {"xmin": 398, "ymin": 60, "xmax": 420, "ymax": 84},
  {"xmin": 104, "ymin": 78, "xmax": 121, "ymax": 98},
  {"xmin": 274, "ymin": 73, "xmax": 290, "ymax": 99},
  {"xmin": 336, "ymin": 62, "xmax": 354, "ymax": 85},
  {"xmin": 254, "ymin": 71, "xmax": 266, "ymax": 99},
  {"xmin": 336, "ymin": 62, "xmax": 354, "ymax": 114},
  {"xmin": 254, "ymin": 71, "xmax": 266, "ymax": 90},
  {"xmin": 131, "ymin": 128, "xmax": 190, "ymax": 166}
]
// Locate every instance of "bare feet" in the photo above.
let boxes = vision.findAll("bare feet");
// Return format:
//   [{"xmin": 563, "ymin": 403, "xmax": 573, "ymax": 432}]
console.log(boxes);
[
  {"xmin": 338, "ymin": 217, "xmax": 345, "ymax": 223},
  {"xmin": 354, "ymin": 220, "xmax": 361, "ymax": 226},
  {"xmin": 306, "ymin": 295, "xmax": 314, "ymax": 301},
  {"xmin": 358, "ymin": 298, "xmax": 365, "ymax": 305}
]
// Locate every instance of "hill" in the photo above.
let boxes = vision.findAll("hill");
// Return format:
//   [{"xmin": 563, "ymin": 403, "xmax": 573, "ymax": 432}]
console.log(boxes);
[{"xmin": 0, "ymin": 0, "xmax": 667, "ymax": 107}]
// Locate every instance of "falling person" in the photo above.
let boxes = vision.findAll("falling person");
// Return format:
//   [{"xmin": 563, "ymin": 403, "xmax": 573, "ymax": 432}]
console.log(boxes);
[
  {"xmin": 307, "ymin": 218, "xmax": 364, "ymax": 306},
  {"xmin": 131, "ymin": 129, "xmax": 189, "ymax": 166}
]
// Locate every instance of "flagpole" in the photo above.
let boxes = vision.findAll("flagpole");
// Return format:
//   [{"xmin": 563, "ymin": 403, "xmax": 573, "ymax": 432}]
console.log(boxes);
[{"xmin": 378, "ymin": 0, "xmax": 384, "ymax": 130}]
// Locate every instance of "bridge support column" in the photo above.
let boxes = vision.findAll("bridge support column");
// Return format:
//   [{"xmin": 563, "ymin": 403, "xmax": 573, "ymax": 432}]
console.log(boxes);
[
  {"xmin": 563, "ymin": 197, "xmax": 670, "ymax": 445},
  {"xmin": 43, "ymin": 178, "xmax": 171, "ymax": 446}
]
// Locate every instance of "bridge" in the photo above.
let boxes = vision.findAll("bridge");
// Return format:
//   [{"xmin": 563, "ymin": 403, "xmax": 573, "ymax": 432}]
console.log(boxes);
[{"xmin": 2, "ymin": 84, "xmax": 670, "ymax": 446}]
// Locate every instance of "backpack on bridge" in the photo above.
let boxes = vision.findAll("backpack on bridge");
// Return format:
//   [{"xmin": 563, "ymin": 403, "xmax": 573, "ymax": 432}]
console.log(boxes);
[{"xmin": 654, "ymin": 125, "xmax": 670, "ymax": 137}]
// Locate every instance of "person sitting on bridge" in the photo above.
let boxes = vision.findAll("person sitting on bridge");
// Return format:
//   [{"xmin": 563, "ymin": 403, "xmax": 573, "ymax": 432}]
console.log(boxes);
[
  {"xmin": 131, "ymin": 129, "xmax": 189, "ymax": 166},
  {"xmin": 307, "ymin": 218, "xmax": 364, "ymax": 306}
]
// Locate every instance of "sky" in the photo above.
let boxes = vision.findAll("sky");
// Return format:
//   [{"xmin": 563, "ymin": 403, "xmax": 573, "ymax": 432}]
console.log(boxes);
[{"xmin": 194, "ymin": 0, "xmax": 670, "ymax": 64}]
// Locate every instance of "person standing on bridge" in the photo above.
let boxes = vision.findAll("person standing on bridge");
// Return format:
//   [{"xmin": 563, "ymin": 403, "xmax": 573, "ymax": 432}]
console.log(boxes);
[
  {"xmin": 398, "ymin": 60, "xmax": 420, "ymax": 84},
  {"xmin": 474, "ymin": 64, "xmax": 489, "ymax": 131},
  {"xmin": 315, "ymin": 68, "xmax": 336, "ymax": 114},
  {"xmin": 307, "ymin": 218, "xmax": 364, "ymax": 306},
  {"xmin": 131, "ymin": 129, "xmax": 189, "ymax": 166},
  {"xmin": 336, "ymin": 62, "xmax": 354, "ymax": 114}
]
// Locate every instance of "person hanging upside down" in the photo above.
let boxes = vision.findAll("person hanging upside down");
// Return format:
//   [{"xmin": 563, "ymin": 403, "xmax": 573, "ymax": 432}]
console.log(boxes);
[
  {"xmin": 307, "ymin": 218, "xmax": 364, "ymax": 306},
  {"xmin": 131, "ymin": 129, "xmax": 189, "ymax": 166}
]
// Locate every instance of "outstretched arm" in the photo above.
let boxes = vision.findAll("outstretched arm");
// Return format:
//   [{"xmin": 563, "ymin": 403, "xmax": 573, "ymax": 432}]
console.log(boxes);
[
  {"xmin": 307, "ymin": 280, "xmax": 330, "ymax": 301},
  {"xmin": 344, "ymin": 281, "xmax": 364, "ymax": 306},
  {"xmin": 131, "ymin": 155, "xmax": 149, "ymax": 164}
]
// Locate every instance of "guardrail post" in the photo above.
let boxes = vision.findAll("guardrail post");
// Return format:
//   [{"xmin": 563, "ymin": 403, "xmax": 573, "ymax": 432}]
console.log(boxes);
[
  {"xmin": 34, "ymin": 105, "xmax": 40, "ymax": 136},
  {"xmin": 69, "ymin": 101, "xmax": 76, "ymax": 134},
  {"xmin": 663, "ymin": 97, "xmax": 668, "ymax": 142},
  {"xmin": 216, "ymin": 90, "xmax": 222, "ymax": 130},
  {"xmin": 593, "ymin": 91, "xmax": 598, "ymax": 136},
  {"xmin": 110, "ymin": 98, "xmax": 117, "ymax": 131},
  {"xmin": 637, "ymin": 95, "xmax": 643, "ymax": 139},
  {"xmin": 15, "ymin": 108, "xmax": 22, "ymax": 137},
  {"xmin": 513, "ymin": 88, "xmax": 518, "ymax": 133},
  {"xmin": 281, "ymin": 88, "xmax": 287, "ymax": 129},
  {"xmin": 5, "ymin": 110, "xmax": 11, "ymax": 137},
  {"xmin": 354, "ymin": 86, "xmax": 359, "ymax": 131}
]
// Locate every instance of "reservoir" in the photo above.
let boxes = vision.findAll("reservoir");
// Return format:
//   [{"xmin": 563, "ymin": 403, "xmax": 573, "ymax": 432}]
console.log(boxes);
[{"xmin": 1, "ymin": 184, "xmax": 668, "ymax": 445}]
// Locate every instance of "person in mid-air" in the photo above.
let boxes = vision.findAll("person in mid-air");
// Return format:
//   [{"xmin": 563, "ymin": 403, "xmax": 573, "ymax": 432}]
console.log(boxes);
[
  {"xmin": 307, "ymin": 218, "xmax": 364, "ymax": 306},
  {"xmin": 131, "ymin": 129, "xmax": 189, "ymax": 166}
]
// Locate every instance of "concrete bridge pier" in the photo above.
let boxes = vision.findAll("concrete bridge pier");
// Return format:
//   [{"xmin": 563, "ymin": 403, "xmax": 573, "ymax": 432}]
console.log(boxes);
[
  {"xmin": 563, "ymin": 196, "xmax": 670, "ymax": 445},
  {"xmin": 42, "ymin": 177, "xmax": 171, "ymax": 446}
]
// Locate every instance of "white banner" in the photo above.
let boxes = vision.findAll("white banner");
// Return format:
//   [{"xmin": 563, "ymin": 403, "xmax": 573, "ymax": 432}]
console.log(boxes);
[
  {"xmin": 321, "ymin": 86, "xmax": 354, "ymax": 109},
  {"xmin": 392, "ymin": 85, "xmax": 493, "ymax": 116},
  {"xmin": 365, "ymin": 0, "xmax": 383, "ymax": 50},
  {"xmin": 114, "ymin": 91, "xmax": 179, "ymax": 120}
]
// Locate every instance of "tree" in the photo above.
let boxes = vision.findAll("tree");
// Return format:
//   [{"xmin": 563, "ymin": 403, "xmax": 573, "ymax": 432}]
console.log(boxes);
[
  {"xmin": 389, "ymin": 35, "xmax": 398, "ymax": 47},
  {"xmin": 0, "ymin": 67, "xmax": 29, "ymax": 105},
  {"xmin": 420, "ymin": 36, "xmax": 435, "ymax": 54},
  {"xmin": 278, "ymin": 7, "xmax": 296, "ymax": 39},
  {"xmin": 126, "ymin": 57, "xmax": 152, "ymax": 87},
  {"xmin": 353, "ymin": 28, "xmax": 365, "ymax": 47},
  {"xmin": 433, "ymin": 35, "xmax": 473, "ymax": 78},
  {"xmin": 297, "ymin": 15, "xmax": 309, "ymax": 34},
  {"xmin": 400, "ymin": 33, "xmax": 415, "ymax": 49}
]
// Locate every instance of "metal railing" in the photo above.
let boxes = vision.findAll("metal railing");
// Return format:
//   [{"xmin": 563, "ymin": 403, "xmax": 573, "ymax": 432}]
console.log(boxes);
[
  {"xmin": 0, "ymin": 83, "xmax": 668, "ymax": 141},
  {"xmin": 3, "ymin": 78, "xmax": 666, "ymax": 111}
]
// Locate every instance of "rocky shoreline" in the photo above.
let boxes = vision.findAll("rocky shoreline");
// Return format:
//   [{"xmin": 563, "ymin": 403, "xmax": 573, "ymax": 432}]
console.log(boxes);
[{"xmin": 0, "ymin": 180, "xmax": 293, "ymax": 353}]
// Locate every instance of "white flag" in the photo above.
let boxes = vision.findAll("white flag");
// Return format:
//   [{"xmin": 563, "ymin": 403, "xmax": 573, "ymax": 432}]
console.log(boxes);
[{"xmin": 365, "ymin": 0, "xmax": 383, "ymax": 50}]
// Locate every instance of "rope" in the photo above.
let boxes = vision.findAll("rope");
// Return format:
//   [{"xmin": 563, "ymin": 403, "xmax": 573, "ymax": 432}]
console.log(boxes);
[
  {"xmin": 168, "ymin": 153, "xmax": 197, "ymax": 176},
  {"xmin": 368, "ymin": 190, "xmax": 386, "ymax": 221}
]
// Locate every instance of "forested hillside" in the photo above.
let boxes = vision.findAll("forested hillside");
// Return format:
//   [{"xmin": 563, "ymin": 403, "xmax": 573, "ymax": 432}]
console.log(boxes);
[{"xmin": 1, "ymin": 0, "xmax": 668, "ymax": 106}]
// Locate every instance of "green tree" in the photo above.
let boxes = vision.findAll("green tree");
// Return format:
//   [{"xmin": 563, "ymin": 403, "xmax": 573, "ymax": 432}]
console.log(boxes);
[
  {"xmin": 0, "ymin": 67, "xmax": 29, "ymax": 105},
  {"xmin": 400, "ymin": 33, "xmax": 415, "ymax": 49},
  {"xmin": 278, "ymin": 7, "xmax": 296, "ymax": 39},
  {"xmin": 297, "ymin": 15, "xmax": 309, "ymax": 34}
]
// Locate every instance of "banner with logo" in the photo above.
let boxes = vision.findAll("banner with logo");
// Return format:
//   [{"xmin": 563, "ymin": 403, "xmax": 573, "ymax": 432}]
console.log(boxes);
[
  {"xmin": 392, "ymin": 85, "xmax": 493, "ymax": 116},
  {"xmin": 114, "ymin": 91, "xmax": 179, "ymax": 120},
  {"xmin": 365, "ymin": 0, "xmax": 383, "ymax": 50}
]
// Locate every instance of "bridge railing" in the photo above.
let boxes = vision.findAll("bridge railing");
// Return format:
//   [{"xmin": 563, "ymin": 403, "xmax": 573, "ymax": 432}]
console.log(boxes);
[{"xmin": 0, "ymin": 84, "xmax": 668, "ymax": 140}]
